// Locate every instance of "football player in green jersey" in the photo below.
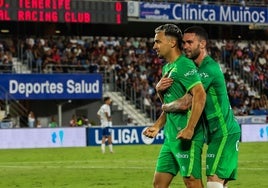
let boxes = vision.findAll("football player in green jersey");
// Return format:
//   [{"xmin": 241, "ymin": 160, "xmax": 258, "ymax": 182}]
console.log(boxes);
[
  {"xmin": 145, "ymin": 26, "xmax": 241, "ymax": 188},
  {"xmin": 144, "ymin": 24, "xmax": 206, "ymax": 188},
  {"xmin": 181, "ymin": 26, "xmax": 241, "ymax": 188}
]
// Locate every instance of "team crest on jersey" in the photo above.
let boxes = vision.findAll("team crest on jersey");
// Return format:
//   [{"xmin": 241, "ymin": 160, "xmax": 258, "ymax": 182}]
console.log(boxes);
[{"xmin": 199, "ymin": 72, "xmax": 209, "ymax": 78}]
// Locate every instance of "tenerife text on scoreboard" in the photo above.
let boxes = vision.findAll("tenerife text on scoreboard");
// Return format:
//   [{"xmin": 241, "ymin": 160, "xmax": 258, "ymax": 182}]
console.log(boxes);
[
  {"xmin": 138, "ymin": 2, "xmax": 268, "ymax": 25},
  {"xmin": 0, "ymin": 0, "xmax": 127, "ymax": 24},
  {"xmin": 0, "ymin": 74, "xmax": 102, "ymax": 100}
]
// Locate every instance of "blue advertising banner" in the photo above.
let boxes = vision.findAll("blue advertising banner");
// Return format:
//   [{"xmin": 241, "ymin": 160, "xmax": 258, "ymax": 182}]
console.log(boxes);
[
  {"xmin": 87, "ymin": 126, "xmax": 164, "ymax": 146},
  {"xmin": 236, "ymin": 115, "xmax": 267, "ymax": 124},
  {"xmin": 140, "ymin": 2, "xmax": 268, "ymax": 25},
  {"xmin": 0, "ymin": 74, "xmax": 102, "ymax": 100}
]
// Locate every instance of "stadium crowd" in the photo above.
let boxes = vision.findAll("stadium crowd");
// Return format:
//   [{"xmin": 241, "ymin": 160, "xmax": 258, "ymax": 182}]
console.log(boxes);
[{"xmin": 0, "ymin": 34, "xmax": 268, "ymax": 118}]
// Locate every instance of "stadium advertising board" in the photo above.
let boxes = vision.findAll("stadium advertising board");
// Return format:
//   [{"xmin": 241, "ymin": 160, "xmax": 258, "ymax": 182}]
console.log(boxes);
[
  {"xmin": 0, "ymin": 0, "xmax": 127, "ymax": 24},
  {"xmin": 139, "ymin": 2, "xmax": 268, "ymax": 25},
  {"xmin": 0, "ymin": 127, "xmax": 86, "ymax": 149},
  {"xmin": 87, "ymin": 126, "xmax": 164, "ymax": 146},
  {"xmin": 241, "ymin": 124, "xmax": 268, "ymax": 142},
  {"xmin": 0, "ymin": 74, "xmax": 102, "ymax": 100},
  {"xmin": 236, "ymin": 115, "xmax": 267, "ymax": 124}
]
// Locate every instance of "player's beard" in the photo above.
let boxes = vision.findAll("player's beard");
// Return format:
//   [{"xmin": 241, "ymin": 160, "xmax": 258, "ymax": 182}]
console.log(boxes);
[{"xmin": 185, "ymin": 47, "xmax": 200, "ymax": 60}]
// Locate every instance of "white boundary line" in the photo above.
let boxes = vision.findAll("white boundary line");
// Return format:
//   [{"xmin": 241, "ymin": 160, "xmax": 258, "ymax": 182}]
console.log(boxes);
[{"xmin": 0, "ymin": 165, "xmax": 266, "ymax": 171}]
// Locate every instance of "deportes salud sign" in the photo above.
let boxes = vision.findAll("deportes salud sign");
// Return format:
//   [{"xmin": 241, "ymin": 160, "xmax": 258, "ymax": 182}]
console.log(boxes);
[
  {"xmin": 139, "ymin": 2, "xmax": 268, "ymax": 25},
  {"xmin": 0, "ymin": 74, "xmax": 102, "ymax": 100}
]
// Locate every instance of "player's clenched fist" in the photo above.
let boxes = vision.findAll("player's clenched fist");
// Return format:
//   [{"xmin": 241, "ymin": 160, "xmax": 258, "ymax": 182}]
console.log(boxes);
[{"xmin": 143, "ymin": 126, "xmax": 160, "ymax": 138}]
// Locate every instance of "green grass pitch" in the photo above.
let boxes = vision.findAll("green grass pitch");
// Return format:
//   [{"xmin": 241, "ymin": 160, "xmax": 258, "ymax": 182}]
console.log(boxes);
[{"xmin": 0, "ymin": 142, "xmax": 267, "ymax": 188}]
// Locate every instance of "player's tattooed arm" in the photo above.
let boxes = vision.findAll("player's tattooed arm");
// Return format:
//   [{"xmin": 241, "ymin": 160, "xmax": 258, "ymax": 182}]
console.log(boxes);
[{"xmin": 162, "ymin": 93, "xmax": 192, "ymax": 112}]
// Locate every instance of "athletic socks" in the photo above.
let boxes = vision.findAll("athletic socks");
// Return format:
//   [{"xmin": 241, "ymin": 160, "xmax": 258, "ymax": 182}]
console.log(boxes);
[
  {"xmin": 109, "ymin": 144, "xmax": 113, "ymax": 153},
  {"xmin": 207, "ymin": 182, "xmax": 224, "ymax": 188},
  {"xmin": 101, "ymin": 143, "xmax": 105, "ymax": 153},
  {"xmin": 101, "ymin": 144, "xmax": 113, "ymax": 153}
]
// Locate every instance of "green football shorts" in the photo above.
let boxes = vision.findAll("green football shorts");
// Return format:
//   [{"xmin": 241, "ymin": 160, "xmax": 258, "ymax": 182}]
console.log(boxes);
[
  {"xmin": 206, "ymin": 133, "xmax": 240, "ymax": 180},
  {"xmin": 156, "ymin": 139, "xmax": 204, "ymax": 179}
]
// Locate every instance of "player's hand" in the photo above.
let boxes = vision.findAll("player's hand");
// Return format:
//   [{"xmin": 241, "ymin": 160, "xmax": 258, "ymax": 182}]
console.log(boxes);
[
  {"xmin": 143, "ymin": 126, "xmax": 160, "ymax": 138},
  {"xmin": 176, "ymin": 128, "xmax": 194, "ymax": 140},
  {"xmin": 156, "ymin": 77, "xmax": 173, "ymax": 93}
]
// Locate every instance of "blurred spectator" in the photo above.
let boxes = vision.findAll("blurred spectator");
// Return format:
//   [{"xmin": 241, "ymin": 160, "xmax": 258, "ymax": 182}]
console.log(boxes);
[
  {"xmin": 0, "ymin": 51, "xmax": 13, "ymax": 73},
  {"xmin": 69, "ymin": 114, "xmax": 77, "ymax": 127},
  {"xmin": 36, "ymin": 119, "xmax": 42, "ymax": 128},
  {"xmin": 0, "ymin": 113, "xmax": 13, "ymax": 128},
  {"xmin": 76, "ymin": 115, "xmax": 83, "ymax": 126},
  {"xmin": 48, "ymin": 116, "xmax": 58, "ymax": 128},
  {"xmin": 28, "ymin": 111, "xmax": 35, "ymax": 128},
  {"xmin": 82, "ymin": 115, "xmax": 89, "ymax": 126},
  {"xmin": 23, "ymin": 44, "xmax": 35, "ymax": 70},
  {"xmin": 33, "ymin": 39, "xmax": 45, "ymax": 72},
  {"xmin": 126, "ymin": 118, "xmax": 135, "ymax": 126}
]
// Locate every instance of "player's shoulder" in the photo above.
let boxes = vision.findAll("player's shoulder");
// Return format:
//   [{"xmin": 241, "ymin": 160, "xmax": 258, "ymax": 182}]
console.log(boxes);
[
  {"xmin": 177, "ymin": 55, "xmax": 196, "ymax": 69},
  {"xmin": 205, "ymin": 56, "xmax": 219, "ymax": 65},
  {"xmin": 179, "ymin": 54, "xmax": 193, "ymax": 63},
  {"xmin": 204, "ymin": 56, "xmax": 221, "ymax": 70}
]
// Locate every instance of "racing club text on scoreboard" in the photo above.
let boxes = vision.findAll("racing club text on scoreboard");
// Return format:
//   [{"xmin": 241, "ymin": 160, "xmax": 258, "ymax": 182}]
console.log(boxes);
[{"xmin": 0, "ymin": 0, "xmax": 128, "ymax": 24}]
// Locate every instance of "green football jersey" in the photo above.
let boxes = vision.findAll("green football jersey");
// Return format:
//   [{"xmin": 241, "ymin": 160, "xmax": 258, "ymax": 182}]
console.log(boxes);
[
  {"xmin": 198, "ymin": 56, "xmax": 241, "ymax": 139},
  {"xmin": 162, "ymin": 55, "xmax": 203, "ymax": 142}
]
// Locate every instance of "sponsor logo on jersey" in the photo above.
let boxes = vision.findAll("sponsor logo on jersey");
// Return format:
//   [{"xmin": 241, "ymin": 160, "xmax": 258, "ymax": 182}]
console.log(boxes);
[{"xmin": 184, "ymin": 69, "xmax": 197, "ymax": 77}]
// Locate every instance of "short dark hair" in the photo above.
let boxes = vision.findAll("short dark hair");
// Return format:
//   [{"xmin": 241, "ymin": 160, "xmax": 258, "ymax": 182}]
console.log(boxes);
[
  {"xmin": 103, "ymin": 96, "xmax": 110, "ymax": 102},
  {"xmin": 155, "ymin": 24, "xmax": 183, "ymax": 49},
  {"xmin": 184, "ymin": 26, "xmax": 208, "ymax": 41}
]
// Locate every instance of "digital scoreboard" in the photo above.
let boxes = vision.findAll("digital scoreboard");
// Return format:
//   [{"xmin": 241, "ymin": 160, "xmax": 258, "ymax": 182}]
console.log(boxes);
[{"xmin": 0, "ymin": 0, "xmax": 128, "ymax": 24}]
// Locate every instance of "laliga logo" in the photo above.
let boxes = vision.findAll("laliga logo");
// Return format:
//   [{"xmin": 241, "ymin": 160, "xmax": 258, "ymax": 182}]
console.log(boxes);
[{"xmin": 141, "ymin": 127, "xmax": 155, "ymax": 145}]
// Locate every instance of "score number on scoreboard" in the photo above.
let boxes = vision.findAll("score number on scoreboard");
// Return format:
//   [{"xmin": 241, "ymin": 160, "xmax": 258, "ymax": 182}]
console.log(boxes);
[{"xmin": 0, "ymin": 0, "xmax": 127, "ymax": 24}]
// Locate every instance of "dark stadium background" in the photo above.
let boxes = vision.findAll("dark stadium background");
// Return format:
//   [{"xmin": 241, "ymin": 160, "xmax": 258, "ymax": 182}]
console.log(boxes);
[
  {"xmin": 1, "ymin": 20, "xmax": 267, "ymax": 40},
  {"xmin": 0, "ymin": 0, "xmax": 267, "ymax": 127}
]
